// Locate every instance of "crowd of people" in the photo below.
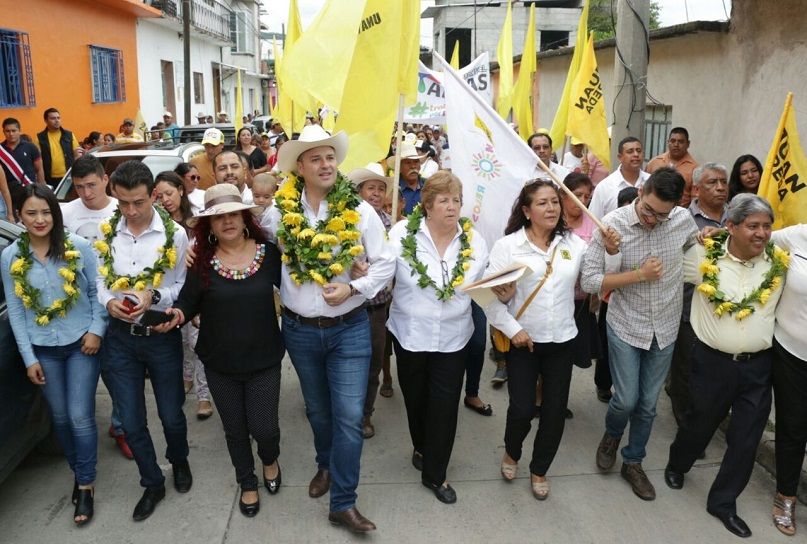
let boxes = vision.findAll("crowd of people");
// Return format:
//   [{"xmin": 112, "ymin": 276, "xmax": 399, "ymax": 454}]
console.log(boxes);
[{"xmin": 1, "ymin": 108, "xmax": 805, "ymax": 540}]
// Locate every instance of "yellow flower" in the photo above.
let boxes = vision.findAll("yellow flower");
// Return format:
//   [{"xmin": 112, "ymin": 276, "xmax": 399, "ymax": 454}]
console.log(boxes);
[
  {"xmin": 290, "ymin": 227, "xmax": 301, "ymax": 237},
  {"xmin": 338, "ymin": 230, "xmax": 361, "ymax": 242},
  {"xmin": 35, "ymin": 315, "xmax": 50, "ymax": 326},
  {"xmin": 309, "ymin": 271, "xmax": 326, "ymax": 285},
  {"xmin": 166, "ymin": 247, "xmax": 177, "ymax": 268},
  {"xmin": 14, "ymin": 281, "xmax": 24, "ymax": 297},
  {"xmin": 342, "ymin": 210, "xmax": 361, "ymax": 225},
  {"xmin": 281, "ymin": 212, "xmax": 304, "ymax": 227},
  {"xmin": 10, "ymin": 258, "xmax": 26, "ymax": 274},
  {"xmin": 696, "ymin": 283, "xmax": 717, "ymax": 297},
  {"xmin": 275, "ymin": 181, "xmax": 299, "ymax": 200},
  {"xmin": 735, "ymin": 308, "xmax": 753, "ymax": 320},
  {"xmin": 714, "ymin": 301, "xmax": 734, "ymax": 316},
  {"xmin": 758, "ymin": 288, "xmax": 772, "ymax": 305},
  {"xmin": 64, "ymin": 250, "xmax": 81, "ymax": 260},
  {"xmin": 290, "ymin": 272, "xmax": 302, "ymax": 285},
  {"xmin": 326, "ymin": 217, "xmax": 346, "ymax": 232},
  {"xmin": 63, "ymin": 283, "xmax": 76, "ymax": 296},
  {"xmin": 311, "ymin": 234, "xmax": 328, "ymax": 247},
  {"xmin": 280, "ymin": 199, "xmax": 298, "ymax": 211},
  {"xmin": 21, "ymin": 295, "xmax": 32, "ymax": 308},
  {"xmin": 774, "ymin": 247, "xmax": 790, "ymax": 267},
  {"xmin": 462, "ymin": 220, "xmax": 471, "ymax": 232},
  {"xmin": 98, "ymin": 266, "xmax": 109, "ymax": 277},
  {"xmin": 703, "ymin": 238, "xmax": 715, "ymax": 249},
  {"xmin": 461, "ymin": 248, "xmax": 473, "ymax": 258},
  {"xmin": 111, "ymin": 277, "xmax": 130, "ymax": 291},
  {"xmin": 329, "ymin": 263, "xmax": 344, "ymax": 275},
  {"xmin": 50, "ymin": 299, "xmax": 63, "ymax": 310},
  {"xmin": 317, "ymin": 251, "xmax": 333, "ymax": 261},
  {"xmin": 100, "ymin": 222, "xmax": 112, "ymax": 235},
  {"xmin": 297, "ymin": 228, "xmax": 316, "ymax": 240},
  {"xmin": 58, "ymin": 268, "xmax": 75, "ymax": 282},
  {"xmin": 152, "ymin": 272, "xmax": 163, "ymax": 288},
  {"xmin": 94, "ymin": 241, "xmax": 110, "ymax": 255},
  {"xmin": 348, "ymin": 245, "xmax": 365, "ymax": 257},
  {"xmin": 451, "ymin": 275, "xmax": 465, "ymax": 287},
  {"xmin": 326, "ymin": 234, "xmax": 339, "ymax": 246},
  {"xmin": 281, "ymin": 253, "xmax": 291, "ymax": 263},
  {"xmin": 462, "ymin": 262, "xmax": 471, "ymax": 271},
  {"xmin": 337, "ymin": 201, "xmax": 347, "ymax": 212},
  {"xmin": 698, "ymin": 261, "xmax": 719, "ymax": 277},
  {"xmin": 134, "ymin": 281, "xmax": 147, "ymax": 292},
  {"xmin": 770, "ymin": 276, "xmax": 782, "ymax": 290}
]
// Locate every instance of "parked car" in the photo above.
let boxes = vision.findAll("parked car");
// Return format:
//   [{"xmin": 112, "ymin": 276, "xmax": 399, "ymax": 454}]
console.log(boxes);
[
  {"xmin": 54, "ymin": 141, "xmax": 204, "ymax": 203},
  {"xmin": 251, "ymin": 115, "xmax": 271, "ymax": 134},
  {"xmin": 0, "ymin": 219, "xmax": 56, "ymax": 486},
  {"xmin": 177, "ymin": 123, "xmax": 258, "ymax": 149}
]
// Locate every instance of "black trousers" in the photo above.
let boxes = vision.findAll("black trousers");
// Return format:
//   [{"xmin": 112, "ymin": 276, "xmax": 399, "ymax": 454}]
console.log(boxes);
[
  {"xmin": 772, "ymin": 338, "xmax": 807, "ymax": 496},
  {"xmin": 504, "ymin": 341, "xmax": 574, "ymax": 476},
  {"xmin": 393, "ymin": 337, "xmax": 467, "ymax": 487},
  {"xmin": 205, "ymin": 365, "xmax": 281, "ymax": 491},
  {"xmin": 364, "ymin": 301, "xmax": 390, "ymax": 417},
  {"xmin": 668, "ymin": 341, "xmax": 772, "ymax": 515},
  {"xmin": 668, "ymin": 320, "xmax": 697, "ymax": 426},
  {"xmin": 595, "ymin": 300, "xmax": 613, "ymax": 390}
]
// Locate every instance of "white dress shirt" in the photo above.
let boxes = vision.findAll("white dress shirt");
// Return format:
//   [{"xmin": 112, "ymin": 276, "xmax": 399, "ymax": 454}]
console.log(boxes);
[
  {"xmin": 261, "ymin": 193, "xmax": 395, "ymax": 318},
  {"xmin": 387, "ymin": 218, "xmax": 489, "ymax": 353},
  {"xmin": 96, "ymin": 207, "xmax": 189, "ymax": 312},
  {"xmin": 533, "ymin": 161, "xmax": 571, "ymax": 183},
  {"xmin": 485, "ymin": 228, "xmax": 587, "ymax": 343},
  {"xmin": 771, "ymin": 225, "xmax": 807, "ymax": 360},
  {"xmin": 588, "ymin": 166, "xmax": 650, "ymax": 220}
]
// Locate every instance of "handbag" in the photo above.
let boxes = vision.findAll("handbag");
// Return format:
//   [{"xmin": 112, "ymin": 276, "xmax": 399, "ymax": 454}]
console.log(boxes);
[{"xmin": 491, "ymin": 246, "xmax": 559, "ymax": 353}]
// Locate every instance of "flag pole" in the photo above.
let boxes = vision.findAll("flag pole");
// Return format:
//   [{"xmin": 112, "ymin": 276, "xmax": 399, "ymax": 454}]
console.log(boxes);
[
  {"xmin": 391, "ymin": 93, "xmax": 405, "ymax": 221},
  {"xmin": 534, "ymin": 157, "xmax": 606, "ymax": 231}
]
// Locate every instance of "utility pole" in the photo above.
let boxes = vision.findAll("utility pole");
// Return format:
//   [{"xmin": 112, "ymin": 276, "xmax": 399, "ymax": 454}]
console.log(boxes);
[
  {"xmin": 183, "ymin": 0, "xmax": 192, "ymax": 126},
  {"xmin": 610, "ymin": 0, "xmax": 649, "ymax": 165}
]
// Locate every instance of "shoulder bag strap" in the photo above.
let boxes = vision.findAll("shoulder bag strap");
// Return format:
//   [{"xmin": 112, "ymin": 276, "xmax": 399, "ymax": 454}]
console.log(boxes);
[{"xmin": 514, "ymin": 245, "xmax": 559, "ymax": 320}]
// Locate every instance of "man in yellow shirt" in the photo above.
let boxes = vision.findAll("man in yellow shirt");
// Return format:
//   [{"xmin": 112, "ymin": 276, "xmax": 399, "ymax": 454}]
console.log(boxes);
[
  {"xmin": 36, "ymin": 107, "xmax": 81, "ymax": 186},
  {"xmin": 116, "ymin": 118, "xmax": 144, "ymax": 144}
]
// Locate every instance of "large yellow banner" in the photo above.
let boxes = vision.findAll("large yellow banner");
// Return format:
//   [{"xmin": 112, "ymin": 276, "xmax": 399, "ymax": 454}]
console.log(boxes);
[{"xmin": 566, "ymin": 33, "xmax": 610, "ymax": 169}]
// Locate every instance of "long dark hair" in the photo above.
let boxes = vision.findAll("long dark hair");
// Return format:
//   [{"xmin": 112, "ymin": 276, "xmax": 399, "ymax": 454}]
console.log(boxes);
[
  {"xmin": 174, "ymin": 162, "xmax": 196, "ymax": 178},
  {"xmin": 504, "ymin": 179, "xmax": 567, "ymax": 242},
  {"xmin": 154, "ymin": 171, "xmax": 193, "ymax": 225},
  {"xmin": 19, "ymin": 184, "xmax": 66, "ymax": 260},
  {"xmin": 190, "ymin": 210, "xmax": 268, "ymax": 287},
  {"xmin": 235, "ymin": 127, "xmax": 253, "ymax": 151},
  {"xmin": 728, "ymin": 154, "xmax": 763, "ymax": 200}
]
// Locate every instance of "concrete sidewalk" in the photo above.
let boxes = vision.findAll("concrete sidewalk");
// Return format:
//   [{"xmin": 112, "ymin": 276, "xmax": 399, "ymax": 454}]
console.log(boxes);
[{"xmin": 0, "ymin": 354, "xmax": 796, "ymax": 544}]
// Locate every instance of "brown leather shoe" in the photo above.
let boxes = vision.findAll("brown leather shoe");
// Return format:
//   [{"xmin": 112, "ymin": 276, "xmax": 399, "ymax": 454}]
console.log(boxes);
[
  {"xmin": 328, "ymin": 507, "xmax": 377, "ymax": 533},
  {"xmin": 621, "ymin": 462, "xmax": 656, "ymax": 501},
  {"xmin": 308, "ymin": 469, "xmax": 331, "ymax": 498},
  {"xmin": 362, "ymin": 416, "xmax": 375, "ymax": 439},
  {"xmin": 596, "ymin": 432, "xmax": 621, "ymax": 470}
]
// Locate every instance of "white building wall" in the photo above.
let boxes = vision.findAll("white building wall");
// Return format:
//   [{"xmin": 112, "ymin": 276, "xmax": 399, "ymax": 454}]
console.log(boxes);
[
  {"xmin": 135, "ymin": 19, "xmax": 221, "ymax": 127},
  {"xmin": 219, "ymin": 0, "xmax": 265, "ymax": 119}
]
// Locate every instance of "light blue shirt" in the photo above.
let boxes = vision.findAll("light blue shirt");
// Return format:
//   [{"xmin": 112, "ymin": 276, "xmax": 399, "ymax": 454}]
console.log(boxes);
[{"xmin": 1, "ymin": 232, "xmax": 107, "ymax": 367}]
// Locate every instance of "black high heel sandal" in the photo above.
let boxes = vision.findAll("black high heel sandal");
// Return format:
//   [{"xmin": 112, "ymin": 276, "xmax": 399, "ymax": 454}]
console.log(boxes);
[
  {"xmin": 74, "ymin": 488, "xmax": 94, "ymax": 526},
  {"xmin": 71, "ymin": 481, "xmax": 78, "ymax": 505},
  {"xmin": 263, "ymin": 462, "xmax": 282, "ymax": 495}
]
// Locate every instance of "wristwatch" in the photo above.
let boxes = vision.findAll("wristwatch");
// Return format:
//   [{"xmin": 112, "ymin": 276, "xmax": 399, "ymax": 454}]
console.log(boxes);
[
  {"xmin": 150, "ymin": 289, "xmax": 162, "ymax": 305},
  {"xmin": 349, "ymin": 283, "xmax": 359, "ymax": 297}
]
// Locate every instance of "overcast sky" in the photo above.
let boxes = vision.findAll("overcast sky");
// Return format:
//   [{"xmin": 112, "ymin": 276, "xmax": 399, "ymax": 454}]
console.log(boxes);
[{"xmin": 261, "ymin": 0, "xmax": 732, "ymax": 46}]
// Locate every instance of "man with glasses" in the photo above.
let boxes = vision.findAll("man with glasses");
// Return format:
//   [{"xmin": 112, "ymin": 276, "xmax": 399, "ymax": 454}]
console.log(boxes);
[
  {"xmin": 528, "ymin": 132, "xmax": 570, "ymax": 182},
  {"xmin": 647, "ymin": 127, "xmax": 699, "ymax": 208},
  {"xmin": 668, "ymin": 163, "xmax": 729, "ymax": 425},
  {"xmin": 581, "ymin": 167, "xmax": 699, "ymax": 501}
]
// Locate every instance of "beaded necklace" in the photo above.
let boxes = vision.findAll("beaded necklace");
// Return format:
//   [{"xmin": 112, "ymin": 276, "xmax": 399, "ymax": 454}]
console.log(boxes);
[{"xmin": 211, "ymin": 243, "xmax": 266, "ymax": 280}]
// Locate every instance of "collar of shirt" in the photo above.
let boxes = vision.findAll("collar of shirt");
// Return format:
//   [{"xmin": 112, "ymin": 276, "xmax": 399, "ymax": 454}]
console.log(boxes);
[
  {"xmin": 688, "ymin": 199, "xmax": 727, "ymax": 226},
  {"xmin": 399, "ymin": 177, "xmax": 424, "ymax": 193},
  {"xmin": 417, "ymin": 217, "xmax": 464, "ymax": 260},
  {"xmin": 723, "ymin": 236, "xmax": 771, "ymax": 265},
  {"xmin": 117, "ymin": 207, "xmax": 164, "ymax": 236},
  {"xmin": 514, "ymin": 226, "xmax": 563, "ymax": 254}
]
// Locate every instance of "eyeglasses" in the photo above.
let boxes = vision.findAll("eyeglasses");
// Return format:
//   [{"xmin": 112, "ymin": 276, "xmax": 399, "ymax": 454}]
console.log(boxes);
[
  {"xmin": 440, "ymin": 260, "xmax": 450, "ymax": 287},
  {"xmin": 638, "ymin": 199, "xmax": 672, "ymax": 222}
]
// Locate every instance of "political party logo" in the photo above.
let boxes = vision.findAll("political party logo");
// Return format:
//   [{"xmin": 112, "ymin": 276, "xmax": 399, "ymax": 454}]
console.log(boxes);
[{"xmin": 471, "ymin": 143, "xmax": 502, "ymax": 181}]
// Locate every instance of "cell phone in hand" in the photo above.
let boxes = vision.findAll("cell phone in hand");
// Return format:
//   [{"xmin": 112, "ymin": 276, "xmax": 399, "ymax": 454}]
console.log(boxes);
[{"xmin": 121, "ymin": 294, "xmax": 139, "ymax": 314}]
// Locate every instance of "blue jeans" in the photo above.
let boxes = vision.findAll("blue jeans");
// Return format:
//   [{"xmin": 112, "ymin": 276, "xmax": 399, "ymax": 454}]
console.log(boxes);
[
  {"xmin": 282, "ymin": 310, "xmax": 371, "ymax": 513},
  {"xmin": 605, "ymin": 323, "xmax": 675, "ymax": 464},
  {"xmin": 35, "ymin": 340, "xmax": 100, "ymax": 485},
  {"xmin": 101, "ymin": 322, "xmax": 188, "ymax": 488}
]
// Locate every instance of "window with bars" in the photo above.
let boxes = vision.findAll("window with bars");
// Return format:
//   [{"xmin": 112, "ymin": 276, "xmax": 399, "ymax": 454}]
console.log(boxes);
[
  {"xmin": 229, "ymin": 10, "xmax": 254, "ymax": 54},
  {"xmin": 90, "ymin": 45, "xmax": 125, "ymax": 104},
  {"xmin": 0, "ymin": 28, "xmax": 35, "ymax": 108},
  {"xmin": 643, "ymin": 104, "xmax": 672, "ymax": 161}
]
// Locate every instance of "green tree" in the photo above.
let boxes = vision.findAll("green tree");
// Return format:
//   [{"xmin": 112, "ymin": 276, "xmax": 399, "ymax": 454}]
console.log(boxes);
[{"xmin": 589, "ymin": 0, "xmax": 662, "ymax": 41}]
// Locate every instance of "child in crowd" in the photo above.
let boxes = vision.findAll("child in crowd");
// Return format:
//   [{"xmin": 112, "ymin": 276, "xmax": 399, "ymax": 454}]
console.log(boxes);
[{"xmin": 251, "ymin": 173, "xmax": 278, "ymax": 211}]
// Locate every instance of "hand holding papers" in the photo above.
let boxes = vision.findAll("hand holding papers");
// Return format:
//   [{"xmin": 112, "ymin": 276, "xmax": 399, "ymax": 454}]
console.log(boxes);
[{"xmin": 461, "ymin": 263, "xmax": 532, "ymax": 307}]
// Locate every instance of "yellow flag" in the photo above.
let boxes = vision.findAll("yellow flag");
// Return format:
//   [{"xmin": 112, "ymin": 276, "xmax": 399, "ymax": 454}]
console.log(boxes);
[
  {"xmin": 336, "ymin": 0, "xmax": 420, "ymax": 170},
  {"xmin": 495, "ymin": 0, "xmax": 513, "ymax": 119},
  {"xmin": 512, "ymin": 3, "xmax": 536, "ymax": 140},
  {"xmin": 450, "ymin": 41, "xmax": 460, "ymax": 69},
  {"xmin": 234, "ymin": 70, "xmax": 243, "ymax": 135},
  {"xmin": 758, "ymin": 92, "xmax": 807, "ymax": 228},
  {"xmin": 321, "ymin": 107, "xmax": 336, "ymax": 132},
  {"xmin": 549, "ymin": 0, "xmax": 589, "ymax": 149},
  {"xmin": 566, "ymin": 33, "xmax": 610, "ymax": 169},
  {"xmin": 134, "ymin": 109, "xmax": 147, "ymax": 141},
  {"xmin": 397, "ymin": 0, "xmax": 420, "ymax": 104}
]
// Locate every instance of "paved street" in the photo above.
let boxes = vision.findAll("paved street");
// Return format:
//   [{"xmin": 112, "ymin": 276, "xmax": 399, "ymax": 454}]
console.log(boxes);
[{"xmin": 0, "ymin": 352, "xmax": 793, "ymax": 544}]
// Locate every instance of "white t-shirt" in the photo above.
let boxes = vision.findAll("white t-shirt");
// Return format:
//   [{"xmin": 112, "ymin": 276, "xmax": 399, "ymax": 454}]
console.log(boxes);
[
  {"xmin": 60, "ymin": 198, "xmax": 118, "ymax": 242},
  {"xmin": 562, "ymin": 151, "xmax": 583, "ymax": 172},
  {"xmin": 187, "ymin": 188, "xmax": 205, "ymax": 214}
]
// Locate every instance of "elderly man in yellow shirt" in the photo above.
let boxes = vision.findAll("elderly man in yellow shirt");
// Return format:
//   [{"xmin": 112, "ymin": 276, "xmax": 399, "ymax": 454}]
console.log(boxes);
[{"xmin": 664, "ymin": 194, "xmax": 787, "ymax": 539}]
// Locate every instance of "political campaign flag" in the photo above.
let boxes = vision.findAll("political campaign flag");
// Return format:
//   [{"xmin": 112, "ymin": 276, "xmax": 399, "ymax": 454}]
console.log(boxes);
[
  {"xmin": 234, "ymin": 69, "xmax": 243, "ymax": 135},
  {"xmin": 758, "ymin": 92, "xmax": 807, "ymax": 228},
  {"xmin": 549, "ymin": 0, "xmax": 589, "ymax": 150},
  {"xmin": 512, "ymin": 3, "xmax": 536, "ymax": 140},
  {"xmin": 438, "ymin": 53, "xmax": 538, "ymax": 249},
  {"xmin": 495, "ymin": 0, "xmax": 514, "ymax": 120},
  {"xmin": 450, "ymin": 41, "xmax": 460, "ymax": 69},
  {"xmin": 566, "ymin": 33, "xmax": 610, "ymax": 169}
]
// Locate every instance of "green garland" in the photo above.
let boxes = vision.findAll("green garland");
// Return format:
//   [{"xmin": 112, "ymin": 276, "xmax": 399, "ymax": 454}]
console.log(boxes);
[
  {"xmin": 400, "ymin": 204, "xmax": 474, "ymax": 301},
  {"xmin": 10, "ymin": 232, "xmax": 82, "ymax": 326},
  {"xmin": 697, "ymin": 230, "xmax": 789, "ymax": 320},
  {"xmin": 94, "ymin": 206, "xmax": 177, "ymax": 291},
  {"xmin": 274, "ymin": 171, "xmax": 364, "ymax": 285}
]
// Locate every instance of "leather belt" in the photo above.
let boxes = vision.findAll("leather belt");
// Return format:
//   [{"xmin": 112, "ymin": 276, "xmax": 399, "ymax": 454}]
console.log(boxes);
[
  {"xmin": 112, "ymin": 318, "xmax": 153, "ymax": 337},
  {"xmin": 282, "ymin": 306, "xmax": 365, "ymax": 329},
  {"xmin": 697, "ymin": 340, "xmax": 767, "ymax": 362}
]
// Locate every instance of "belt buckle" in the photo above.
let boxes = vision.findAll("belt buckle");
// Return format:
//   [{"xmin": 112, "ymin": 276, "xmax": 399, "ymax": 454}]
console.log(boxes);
[
  {"xmin": 129, "ymin": 323, "xmax": 151, "ymax": 337},
  {"xmin": 732, "ymin": 352, "xmax": 749, "ymax": 362}
]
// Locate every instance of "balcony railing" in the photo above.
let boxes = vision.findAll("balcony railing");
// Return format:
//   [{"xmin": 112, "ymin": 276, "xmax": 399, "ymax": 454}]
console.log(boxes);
[{"xmin": 146, "ymin": 0, "xmax": 233, "ymax": 45}]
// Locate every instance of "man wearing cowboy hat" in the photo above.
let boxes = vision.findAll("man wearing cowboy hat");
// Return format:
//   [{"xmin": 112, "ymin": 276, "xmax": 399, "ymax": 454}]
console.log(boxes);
[
  {"xmin": 190, "ymin": 128, "xmax": 225, "ymax": 190},
  {"xmin": 347, "ymin": 163, "xmax": 394, "ymax": 439},
  {"xmin": 398, "ymin": 138, "xmax": 426, "ymax": 215},
  {"xmin": 262, "ymin": 125, "xmax": 394, "ymax": 533}
]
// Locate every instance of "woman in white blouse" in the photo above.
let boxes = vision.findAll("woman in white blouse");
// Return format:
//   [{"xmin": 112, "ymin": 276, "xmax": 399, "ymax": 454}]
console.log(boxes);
[
  {"xmin": 387, "ymin": 172, "xmax": 488, "ymax": 505},
  {"xmin": 485, "ymin": 179, "xmax": 615, "ymax": 501}
]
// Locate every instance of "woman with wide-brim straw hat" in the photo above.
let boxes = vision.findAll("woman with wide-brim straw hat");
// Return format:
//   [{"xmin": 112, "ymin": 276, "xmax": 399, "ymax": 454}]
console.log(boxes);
[{"xmin": 159, "ymin": 184, "xmax": 285, "ymax": 518}]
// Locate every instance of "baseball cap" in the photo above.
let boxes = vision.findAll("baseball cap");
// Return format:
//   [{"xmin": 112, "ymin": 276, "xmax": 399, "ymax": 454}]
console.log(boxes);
[
  {"xmin": 122, "ymin": 118, "xmax": 134, "ymax": 125},
  {"xmin": 201, "ymin": 128, "xmax": 224, "ymax": 146}
]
